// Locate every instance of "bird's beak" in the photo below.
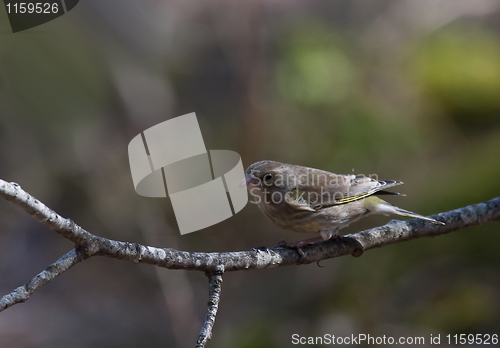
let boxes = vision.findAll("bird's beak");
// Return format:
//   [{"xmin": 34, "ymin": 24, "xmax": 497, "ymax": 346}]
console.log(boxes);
[
  {"xmin": 240, "ymin": 172, "xmax": 259, "ymax": 188},
  {"xmin": 239, "ymin": 177, "xmax": 247, "ymax": 188}
]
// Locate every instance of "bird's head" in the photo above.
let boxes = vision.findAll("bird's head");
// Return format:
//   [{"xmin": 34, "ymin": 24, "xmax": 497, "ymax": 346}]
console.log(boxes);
[{"xmin": 245, "ymin": 160, "xmax": 295, "ymax": 193}]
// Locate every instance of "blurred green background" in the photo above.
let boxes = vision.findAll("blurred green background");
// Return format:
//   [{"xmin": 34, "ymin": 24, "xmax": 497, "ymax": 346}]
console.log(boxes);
[{"xmin": 1, "ymin": 1, "xmax": 499, "ymax": 347}]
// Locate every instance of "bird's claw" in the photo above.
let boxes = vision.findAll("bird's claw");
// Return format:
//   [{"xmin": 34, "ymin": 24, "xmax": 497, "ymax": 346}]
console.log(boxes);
[{"xmin": 277, "ymin": 239, "xmax": 306, "ymax": 262}]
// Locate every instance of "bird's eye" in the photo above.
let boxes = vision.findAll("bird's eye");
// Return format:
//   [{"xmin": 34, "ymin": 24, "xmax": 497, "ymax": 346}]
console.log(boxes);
[{"xmin": 263, "ymin": 173, "xmax": 273, "ymax": 183}]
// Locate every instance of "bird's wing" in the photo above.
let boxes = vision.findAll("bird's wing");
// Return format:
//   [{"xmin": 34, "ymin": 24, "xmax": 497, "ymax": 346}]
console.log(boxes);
[{"xmin": 284, "ymin": 167, "xmax": 403, "ymax": 210}]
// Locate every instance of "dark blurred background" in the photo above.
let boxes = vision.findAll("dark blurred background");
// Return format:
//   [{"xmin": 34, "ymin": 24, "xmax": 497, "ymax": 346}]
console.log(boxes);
[{"xmin": 1, "ymin": 0, "xmax": 500, "ymax": 347}]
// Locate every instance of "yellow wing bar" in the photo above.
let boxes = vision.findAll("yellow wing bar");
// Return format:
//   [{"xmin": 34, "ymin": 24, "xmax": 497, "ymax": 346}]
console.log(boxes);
[{"xmin": 335, "ymin": 192, "xmax": 373, "ymax": 204}]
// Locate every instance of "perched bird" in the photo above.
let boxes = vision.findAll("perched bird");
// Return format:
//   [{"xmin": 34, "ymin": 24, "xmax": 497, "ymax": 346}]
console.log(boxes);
[{"xmin": 245, "ymin": 160, "xmax": 444, "ymax": 257}]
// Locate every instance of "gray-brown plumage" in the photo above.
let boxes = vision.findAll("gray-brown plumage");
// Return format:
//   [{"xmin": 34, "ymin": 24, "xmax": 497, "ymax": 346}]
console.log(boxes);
[{"xmin": 245, "ymin": 160, "xmax": 444, "ymax": 256}]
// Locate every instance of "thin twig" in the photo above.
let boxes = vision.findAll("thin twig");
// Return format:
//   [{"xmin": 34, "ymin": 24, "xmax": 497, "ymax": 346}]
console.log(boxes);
[
  {"xmin": 0, "ymin": 248, "xmax": 84, "ymax": 312},
  {"xmin": 196, "ymin": 266, "xmax": 224, "ymax": 348}
]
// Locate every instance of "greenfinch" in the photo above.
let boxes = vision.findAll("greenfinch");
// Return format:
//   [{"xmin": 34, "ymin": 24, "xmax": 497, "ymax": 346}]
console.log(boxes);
[{"xmin": 245, "ymin": 160, "xmax": 444, "ymax": 257}]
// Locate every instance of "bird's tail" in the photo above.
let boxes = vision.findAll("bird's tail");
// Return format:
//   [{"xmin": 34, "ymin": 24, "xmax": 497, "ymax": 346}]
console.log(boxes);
[
  {"xmin": 391, "ymin": 206, "xmax": 445, "ymax": 225},
  {"xmin": 365, "ymin": 196, "xmax": 445, "ymax": 225}
]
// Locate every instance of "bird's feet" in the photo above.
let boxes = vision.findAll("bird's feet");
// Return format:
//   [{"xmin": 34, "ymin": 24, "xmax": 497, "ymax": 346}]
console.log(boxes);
[
  {"xmin": 278, "ymin": 239, "xmax": 307, "ymax": 260},
  {"xmin": 277, "ymin": 234, "xmax": 341, "ymax": 263}
]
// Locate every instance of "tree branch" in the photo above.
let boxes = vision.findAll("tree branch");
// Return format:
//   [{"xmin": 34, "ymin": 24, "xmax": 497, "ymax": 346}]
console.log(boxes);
[
  {"xmin": 196, "ymin": 266, "xmax": 224, "ymax": 348},
  {"xmin": 0, "ymin": 248, "xmax": 85, "ymax": 312},
  {"xmin": 1, "ymin": 178, "xmax": 500, "ymax": 346},
  {"xmin": 0, "ymin": 181, "xmax": 98, "ymax": 253},
  {"xmin": 1, "ymin": 179, "xmax": 499, "ymax": 272}
]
